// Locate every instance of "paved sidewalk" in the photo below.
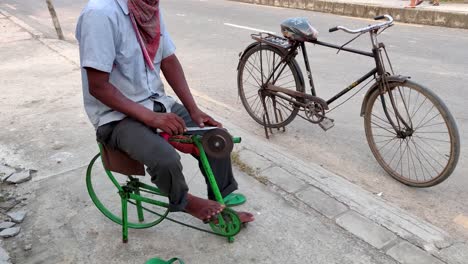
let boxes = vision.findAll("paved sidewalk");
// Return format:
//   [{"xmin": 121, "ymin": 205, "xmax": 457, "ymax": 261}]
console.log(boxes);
[
  {"xmin": 1, "ymin": 8, "xmax": 467, "ymax": 264},
  {"xmin": 232, "ymin": 0, "xmax": 468, "ymax": 28}
]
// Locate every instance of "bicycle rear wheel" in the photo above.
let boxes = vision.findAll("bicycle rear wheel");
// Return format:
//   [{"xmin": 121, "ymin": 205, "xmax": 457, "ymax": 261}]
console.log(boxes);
[
  {"xmin": 237, "ymin": 44, "xmax": 304, "ymax": 128},
  {"xmin": 364, "ymin": 80, "xmax": 460, "ymax": 187}
]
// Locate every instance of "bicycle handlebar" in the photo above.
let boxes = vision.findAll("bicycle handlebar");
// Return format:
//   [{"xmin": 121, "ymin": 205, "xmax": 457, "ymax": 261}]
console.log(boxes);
[{"xmin": 328, "ymin": 15, "xmax": 394, "ymax": 34}]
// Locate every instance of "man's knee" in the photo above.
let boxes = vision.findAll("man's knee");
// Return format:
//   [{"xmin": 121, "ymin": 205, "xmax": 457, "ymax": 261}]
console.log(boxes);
[
  {"xmin": 158, "ymin": 153, "xmax": 183, "ymax": 171},
  {"xmin": 147, "ymin": 149, "xmax": 183, "ymax": 175}
]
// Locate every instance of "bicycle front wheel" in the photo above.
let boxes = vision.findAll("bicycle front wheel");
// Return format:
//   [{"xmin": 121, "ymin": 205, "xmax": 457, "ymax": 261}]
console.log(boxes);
[
  {"xmin": 237, "ymin": 44, "xmax": 304, "ymax": 128},
  {"xmin": 364, "ymin": 80, "xmax": 460, "ymax": 187}
]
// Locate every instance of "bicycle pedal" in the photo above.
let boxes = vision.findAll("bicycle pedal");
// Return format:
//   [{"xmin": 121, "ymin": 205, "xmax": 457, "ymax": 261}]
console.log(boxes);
[{"xmin": 319, "ymin": 117, "xmax": 335, "ymax": 131}]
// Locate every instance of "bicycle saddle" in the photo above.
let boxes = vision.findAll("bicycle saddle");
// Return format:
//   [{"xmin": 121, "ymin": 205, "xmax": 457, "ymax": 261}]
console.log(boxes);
[{"xmin": 281, "ymin": 17, "xmax": 318, "ymax": 42}]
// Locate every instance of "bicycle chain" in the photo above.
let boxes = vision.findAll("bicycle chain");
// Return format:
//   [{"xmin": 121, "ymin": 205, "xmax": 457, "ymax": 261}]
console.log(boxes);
[{"xmin": 127, "ymin": 200, "xmax": 241, "ymax": 238}]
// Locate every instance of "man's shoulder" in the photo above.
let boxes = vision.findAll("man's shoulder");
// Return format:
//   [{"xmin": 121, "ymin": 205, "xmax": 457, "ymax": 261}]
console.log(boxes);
[{"xmin": 80, "ymin": 0, "xmax": 120, "ymax": 19}]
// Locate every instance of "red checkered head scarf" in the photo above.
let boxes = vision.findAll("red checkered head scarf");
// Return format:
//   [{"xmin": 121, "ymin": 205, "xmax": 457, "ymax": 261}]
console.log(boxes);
[{"xmin": 128, "ymin": 0, "xmax": 161, "ymax": 70}]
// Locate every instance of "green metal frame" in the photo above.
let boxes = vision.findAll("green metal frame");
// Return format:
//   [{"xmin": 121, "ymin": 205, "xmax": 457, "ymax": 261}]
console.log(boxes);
[{"xmin": 86, "ymin": 134, "xmax": 243, "ymax": 243}]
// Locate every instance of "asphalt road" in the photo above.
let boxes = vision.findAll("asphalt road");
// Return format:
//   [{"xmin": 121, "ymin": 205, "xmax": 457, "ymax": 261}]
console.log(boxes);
[{"xmin": 1, "ymin": 0, "xmax": 467, "ymax": 240}]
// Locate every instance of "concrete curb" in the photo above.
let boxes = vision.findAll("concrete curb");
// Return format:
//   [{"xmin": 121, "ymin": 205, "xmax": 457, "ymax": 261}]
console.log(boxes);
[
  {"xmin": 229, "ymin": 0, "xmax": 468, "ymax": 29},
  {"xmin": 2, "ymin": 8, "xmax": 465, "ymax": 264}
]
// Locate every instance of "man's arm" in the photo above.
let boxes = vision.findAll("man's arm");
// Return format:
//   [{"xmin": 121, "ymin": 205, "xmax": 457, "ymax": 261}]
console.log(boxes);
[
  {"xmin": 161, "ymin": 54, "xmax": 221, "ymax": 128},
  {"xmin": 86, "ymin": 67, "xmax": 186, "ymax": 135}
]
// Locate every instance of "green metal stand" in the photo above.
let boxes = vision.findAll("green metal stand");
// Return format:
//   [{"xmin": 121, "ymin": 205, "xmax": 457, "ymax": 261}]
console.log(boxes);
[{"xmin": 86, "ymin": 134, "xmax": 245, "ymax": 244}]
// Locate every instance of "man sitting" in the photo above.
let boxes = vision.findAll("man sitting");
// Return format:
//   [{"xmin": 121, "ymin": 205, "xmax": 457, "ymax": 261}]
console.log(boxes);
[{"xmin": 76, "ymin": 0, "xmax": 254, "ymax": 223}]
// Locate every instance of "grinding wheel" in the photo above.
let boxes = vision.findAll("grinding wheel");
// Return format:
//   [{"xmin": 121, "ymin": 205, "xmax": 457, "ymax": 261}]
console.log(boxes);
[{"xmin": 201, "ymin": 129, "xmax": 234, "ymax": 159}]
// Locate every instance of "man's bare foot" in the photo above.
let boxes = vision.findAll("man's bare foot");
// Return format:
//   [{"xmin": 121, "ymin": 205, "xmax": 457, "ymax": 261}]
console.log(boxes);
[
  {"xmin": 237, "ymin": 211, "xmax": 255, "ymax": 223},
  {"xmin": 211, "ymin": 211, "xmax": 255, "ymax": 224},
  {"xmin": 184, "ymin": 194, "xmax": 225, "ymax": 222}
]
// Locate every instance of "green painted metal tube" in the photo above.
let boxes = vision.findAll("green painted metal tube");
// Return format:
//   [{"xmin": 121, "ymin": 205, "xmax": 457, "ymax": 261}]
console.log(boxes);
[
  {"xmin": 137, "ymin": 182, "xmax": 166, "ymax": 196},
  {"xmin": 134, "ymin": 188, "xmax": 145, "ymax": 222},
  {"xmin": 129, "ymin": 193, "xmax": 170, "ymax": 208},
  {"xmin": 98, "ymin": 144, "xmax": 124, "ymax": 192},
  {"xmin": 193, "ymin": 136, "xmax": 225, "ymax": 205},
  {"xmin": 121, "ymin": 196, "xmax": 128, "ymax": 243}
]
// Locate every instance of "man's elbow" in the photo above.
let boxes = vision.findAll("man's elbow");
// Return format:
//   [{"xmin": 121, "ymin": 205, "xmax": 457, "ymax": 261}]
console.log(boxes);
[
  {"xmin": 88, "ymin": 84, "xmax": 100, "ymax": 98},
  {"xmin": 88, "ymin": 82, "xmax": 109, "ymax": 100},
  {"xmin": 85, "ymin": 67, "xmax": 110, "ymax": 99}
]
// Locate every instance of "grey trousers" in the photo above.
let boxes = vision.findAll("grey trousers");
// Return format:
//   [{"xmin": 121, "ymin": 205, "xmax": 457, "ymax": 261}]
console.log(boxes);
[{"xmin": 96, "ymin": 103, "xmax": 238, "ymax": 212}]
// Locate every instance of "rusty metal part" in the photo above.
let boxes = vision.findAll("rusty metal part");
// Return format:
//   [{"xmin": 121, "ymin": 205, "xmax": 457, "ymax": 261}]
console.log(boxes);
[
  {"xmin": 201, "ymin": 129, "xmax": 234, "ymax": 159},
  {"xmin": 304, "ymin": 101, "xmax": 325, "ymax": 124},
  {"xmin": 266, "ymin": 84, "xmax": 329, "ymax": 110}
]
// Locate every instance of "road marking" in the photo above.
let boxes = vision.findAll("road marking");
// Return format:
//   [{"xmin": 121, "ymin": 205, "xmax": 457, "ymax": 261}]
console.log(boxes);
[
  {"xmin": 28, "ymin": 15, "xmax": 41, "ymax": 22},
  {"xmin": 3, "ymin": 4, "xmax": 16, "ymax": 10},
  {"xmin": 454, "ymin": 214, "xmax": 468, "ymax": 229},
  {"xmin": 224, "ymin": 23, "xmax": 275, "ymax": 34}
]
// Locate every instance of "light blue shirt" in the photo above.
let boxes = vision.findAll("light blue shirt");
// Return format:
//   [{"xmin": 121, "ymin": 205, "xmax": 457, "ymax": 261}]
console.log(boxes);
[{"xmin": 76, "ymin": 0, "xmax": 176, "ymax": 128}]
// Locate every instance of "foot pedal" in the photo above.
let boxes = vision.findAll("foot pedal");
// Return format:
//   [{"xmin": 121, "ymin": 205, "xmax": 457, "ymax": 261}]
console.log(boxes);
[{"xmin": 319, "ymin": 117, "xmax": 335, "ymax": 131}]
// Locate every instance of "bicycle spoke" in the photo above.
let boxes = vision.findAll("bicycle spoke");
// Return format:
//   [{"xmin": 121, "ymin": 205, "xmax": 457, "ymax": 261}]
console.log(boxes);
[
  {"xmin": 413, "ymin": 135, "xmax": 450, "ymax": 143},
  {"xmin": 243, "ymin": 63, "xmax": 262, "ymax": 88},
  {"xmin": 380, "ymin": 137, "xmax": 400, "ymax": 158},
  {"xmin": 246, "ymin": 60, "xmax": 265, "ymax": 84},
  {"xmin": 274, "ymin": 71, "xmax": 293, "ymax": 81},
  {"xmin": 412, "ymin": 137, "xmax": 445, "ymax": 171},
  {"xmin": 371, "ymin": 121, "xmax": 396, "ymax": 135},
  {"xmin": 410, "ymin": 138, "xmax": 433, "ymax": 181},
  {"xmin": 397, "ymin": 86, "xmax": 412, "ymax": 127},
  {"xmin": 407, "ymin": 139, "xmax": 423, "ymax": 181},
  {"xmin": 413, "ymin": 105, "xmax": 436, "ymax": 129},
  {"xmin": 416, "ymin": 131, "xmax": 449, "ymax": 134},
  {"xmin": 395, "ymin": 138, "xmax": 410, "ymax": 176},
  {"xmin": 411, "ymin": 97, "xmax": 427, "ymax": 120},
  {"xmin": 415, "ymin": 112, "xmax": 442, "ymax": 131},
  {"xmin": 252, "ymin": 97, "xmax": 263, "ymax": 115},
  {"xmin": 371, "ymin": 115, "xmax": 396, "ymax": 134},
  {"xmin": 416, "ymin": 121, "xmax": 446, "ymax": 130},
  {"xmin": 407, "ymin": 139, "xmax": 419, "ymax": 181},
  {"xmin": 375, "ymin": 137, "xmax": 396, "ymax": 145},
  {"xmin": 414, "ymin": 136, "xmax": 450, "ymax": 161}
]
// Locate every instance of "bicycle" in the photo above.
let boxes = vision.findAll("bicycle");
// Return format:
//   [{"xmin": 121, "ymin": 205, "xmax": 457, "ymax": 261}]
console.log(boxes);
[{"xmin": 236, "ymin": 15, "xmax": 460, "ymax": 187}]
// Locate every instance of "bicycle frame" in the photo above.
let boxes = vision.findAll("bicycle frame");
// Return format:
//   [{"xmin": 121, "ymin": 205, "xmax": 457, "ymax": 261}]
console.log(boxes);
[
  {"xmin": 258, "ymin": 29, "xmax": 412, "ymax": 133},
  {"xmin": 262, "ymin": 33, "xmax": 381, "ymax": 105}
]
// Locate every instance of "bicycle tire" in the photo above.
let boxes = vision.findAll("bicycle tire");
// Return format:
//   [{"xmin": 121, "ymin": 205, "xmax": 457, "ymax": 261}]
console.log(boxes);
[
  {"xmin": 237, "ymin": 44, "xmax": 304, "ymax": 128},
  {"xmin": 364, "ymin": 80, "xmax": 460, "ymax": 187}
]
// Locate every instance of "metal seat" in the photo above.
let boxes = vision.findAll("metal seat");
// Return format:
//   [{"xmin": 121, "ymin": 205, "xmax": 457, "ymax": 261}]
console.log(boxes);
[
  {"xmin": 280, "ymin": 17, "xmax": 319, "ymax": 42},
  {"xmin": 100, "ymin": 145, "xmax": 145, "ymax": 176}
]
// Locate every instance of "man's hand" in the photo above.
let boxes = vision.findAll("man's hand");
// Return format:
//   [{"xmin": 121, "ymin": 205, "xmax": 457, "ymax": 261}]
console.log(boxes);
[
  {"xmin": 144, "ymin": 112, "xmax": 186, "ymax": 135},
  {"xmin": 190, "ymin": 109, "xmax": 222, "ymax": 128}
]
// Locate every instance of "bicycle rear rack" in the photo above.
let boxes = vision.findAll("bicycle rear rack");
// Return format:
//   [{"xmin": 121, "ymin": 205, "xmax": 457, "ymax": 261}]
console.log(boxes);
[{"xmin": 251, "ymin": 32, "xmax": 292, "ymax": 52}]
